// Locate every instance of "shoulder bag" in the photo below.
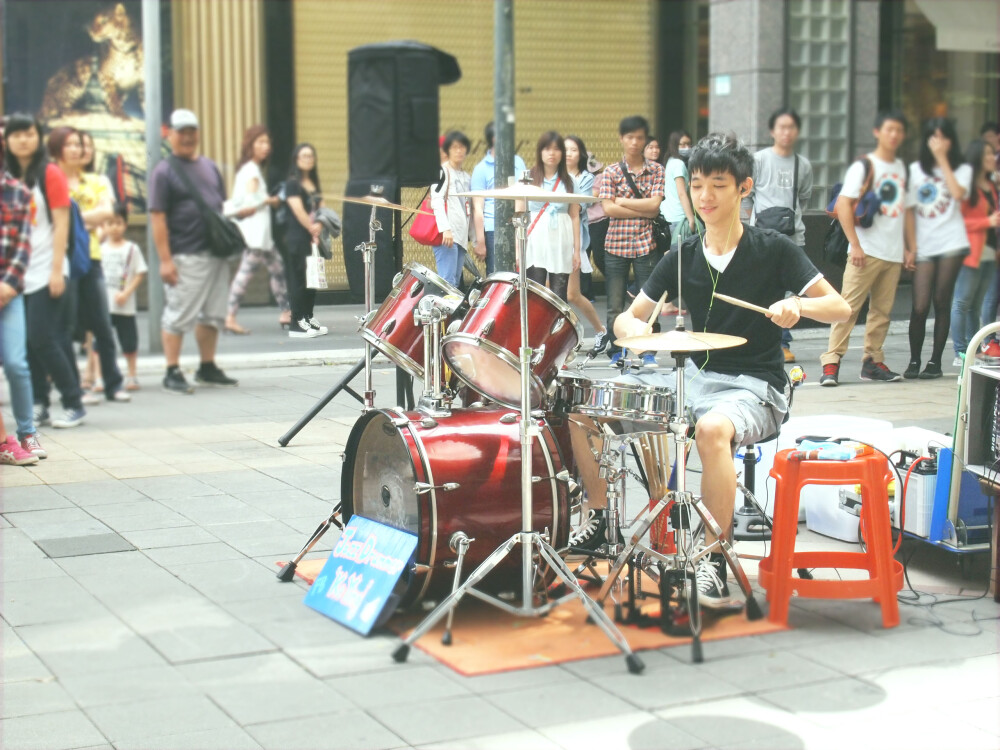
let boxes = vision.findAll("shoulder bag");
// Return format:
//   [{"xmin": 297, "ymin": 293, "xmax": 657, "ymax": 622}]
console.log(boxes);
[
  {"xmin": 755, "ymin": 154, "xmax": 799, "ymax": 236},
  {"xmin": 620, "ymin": 161, "xmax": 671, "ymax": 253},
  {"xmin": 409, "ymin": 167, "xmax": 450, "ymax": 246},
  {"xmin": 168, "ymin": 157, "xmax": 246, "ymax": 258}
]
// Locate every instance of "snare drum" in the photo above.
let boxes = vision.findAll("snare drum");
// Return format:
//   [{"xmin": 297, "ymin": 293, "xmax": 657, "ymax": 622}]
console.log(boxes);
[
  {"xmin": 573, "ymin": 379, "xmax": 675, "ymax": 430},
  {"xmin": 359, "ymin": 263, "xmax": 462, "ymax": 379},
  {"xmin": 442, "ymin": 273, "xmax": 583, "ymax": 409},
  {"xmin": 550, "ymin": 370, "xmax": 593, "ymax": 415}
]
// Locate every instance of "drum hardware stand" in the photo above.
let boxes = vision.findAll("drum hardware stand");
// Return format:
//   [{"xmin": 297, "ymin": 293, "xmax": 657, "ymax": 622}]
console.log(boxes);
[
  {"xmin": 440, "ymin": 532, "xmax": 474, "ymax": 645},
  {"xmin": 414, "ymin": 295, "xmax": 462, "ymax": 417},
  {"xmin": 392, "ymin": 192, "xmax": 644, "ymax": 675},
  {"xmin": 733, "ymin": 443, "xmax": 774, "ymax": 541},
  {"xmin": 278, "ymin": 187, "xmax": 387, "ymax": 447}
]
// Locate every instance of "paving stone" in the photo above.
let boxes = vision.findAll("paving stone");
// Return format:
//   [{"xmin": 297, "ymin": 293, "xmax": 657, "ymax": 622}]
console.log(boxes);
[
  {"xmin": 0, "ymin": 679, "xmax": 78, "ymax": 718},
  {"xmin": 3, "ymin": 507, "xmax": 113, "ymax": 541},
  {"xmin": 58, "ymin": 665, "xmax": 196, "ymax": 708},
  {"xmin": 84, "ymin": 695, "xmax": 240, "ymax": 744},
  {"xmin": 0, "ymin": 484, "xmax": 74, "ymax": 512},
  {"xmin": 119, "ymin": 525, "xmax": 219, "ymax": 549},
  {"xmin": 0, "ymin": 710, "xmax": 108, "ymax": 748},
  {"xmin": 696, "ymin": 649, "xmax": 842, "ymax": 694},
  {"xmin": 198, "ymin": 469, "xmax": 294, "ymax": 494},
  {"xmin": 143, "ymin": 618, "xmax": 277, "ymax": 664},
  {"xmin": 486, "ymin": 681, "xmax": 635, "ymax": 729},
  {"xmin": 143, "ymin": 542, "xmax": 246, "ymax": 567},
  {"xmin": 245, "ymin": 709, "xmax": 406, "ymax": 750},
  {"xmin": 16, "ymin": 617, "xmax": 167, "ymax": 676},
  {"xmin": 1, "ymin": 555, "xmax": 68, "ymax": 583},
  {"xmin": 326, "ymin": 664, "xmax": 472, "ymax": 708},
  {"xmin": 539, "ymin": 713, "xmax": 705, "ymax": 750},
  {"xmin": 124, "ymin": 474, "xmax": 222, "ymax": 500},
  {"xmin": 35, "ymin": 533, "xmax": 136, "ymax": 558},
  {"xmin": 53, "ymin": 479, "xmax": 147, "ymax": 506},
  {"xmin": 2, "ymin": 576, "xmax": 110, "ymax": 626},
  {"xmin": 167, "ymin": 558, "xmax": 290, "ymax": 603},
  {"xmin": 369, "ymin": 694, "xmax": 524, "ymax": 746},
  {"xmin": 113, "ymin": 727, "xmax": 264, "ymax": 750}
]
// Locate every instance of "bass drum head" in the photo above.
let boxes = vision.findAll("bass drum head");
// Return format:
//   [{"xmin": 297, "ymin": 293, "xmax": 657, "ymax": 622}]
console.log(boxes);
[{"xmin": 342, "ymin": 410, "xmax": 419, "ymax": 535}]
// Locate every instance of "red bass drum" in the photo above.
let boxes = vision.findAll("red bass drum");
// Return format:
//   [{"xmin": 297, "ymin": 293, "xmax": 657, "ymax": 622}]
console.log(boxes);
[{"xmin": 341, "ymin": 405, "xmax": 570, "ymax": 607}]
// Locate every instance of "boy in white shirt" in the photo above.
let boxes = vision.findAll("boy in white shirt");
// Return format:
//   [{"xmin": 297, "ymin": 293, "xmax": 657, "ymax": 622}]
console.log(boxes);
[
  {"xmin": 101, "ymin": 204, "xmax": 147, "ymax": 389},
  {"xmin": 820, "ymin": 110, "xmax": 912, "ymax": 386}
]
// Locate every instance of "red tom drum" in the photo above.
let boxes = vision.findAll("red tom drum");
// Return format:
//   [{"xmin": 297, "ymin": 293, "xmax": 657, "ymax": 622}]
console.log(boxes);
[
  {"xmin": 359, "ymin": 263, "xmax": 462, "ymax": 379},
  {"xmin": 441, "ymin": 273, "xmax": 583, "ymax": 409},
  {"xmin": 341, "ymin": 406, "xmax": 570, "ymax": 608}
]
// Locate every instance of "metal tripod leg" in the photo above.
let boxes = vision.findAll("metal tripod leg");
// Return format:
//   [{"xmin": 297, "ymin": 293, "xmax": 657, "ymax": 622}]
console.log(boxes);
[
  {"xmin": 278, "ymin": 357, "xmax": 368, "ymax": 446},
  {"xmin": 597, "ymin": 492, "xmax": 673, "ymax": 605},
  {"xmin": 441, "ymin": 533, "xmax": 472, "ymax": 646},
  {"xmin": 275, "ymin": 504, "xmax": 344, "ymax": 581}
]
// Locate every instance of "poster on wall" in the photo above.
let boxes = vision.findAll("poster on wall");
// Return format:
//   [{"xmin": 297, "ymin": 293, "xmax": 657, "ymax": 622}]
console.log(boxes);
[{"xmin": 2, "ymin": 0, "xmax": 173, "ymax": 214}]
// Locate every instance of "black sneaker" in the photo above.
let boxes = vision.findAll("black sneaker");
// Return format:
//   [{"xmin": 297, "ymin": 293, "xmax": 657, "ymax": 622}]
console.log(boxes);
[
  {"xmin": 195, "ymin": 363, "xmax": 238, "ymax": 387},
  {"xmin": 695, "ymin": 552, "xmax": 738, "ymax": 609},
  {"xmin": 567, "ymin": 510, "xmax": 606, "ymax": 553},
  {"xmin": 819, "ymin": 363, "xmax": 839, "ymax": 387},
  {"xmin": 163, "ymin": 369, "xmax": 194, "ymax": 395},
  {"xmin": 591, "ymin": 329, "xmax": 609, "ymax": 355},
  {"xmin": 918, "ymin": 362, "xmax": 943, "ymax": 379},
  {"xmin": 903, "ymin": 360, "xmax": 920, "ymax": 380},
  {"xmin": 33, "ymin": 404, "xmax": 51, "ymax": 427},
  {"xmin": 860, "ymin": 358, "xmax": 902, "ymax": 382}
]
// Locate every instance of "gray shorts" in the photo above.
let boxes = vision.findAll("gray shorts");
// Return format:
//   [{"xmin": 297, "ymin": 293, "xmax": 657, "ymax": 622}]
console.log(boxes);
[
  {"xmin": 161, "ymin": 253, "xmax": 229, "ymax": 335},
  {"xmin": 616, "ymin": 360, "xmax": 787, "ymax": 448}
]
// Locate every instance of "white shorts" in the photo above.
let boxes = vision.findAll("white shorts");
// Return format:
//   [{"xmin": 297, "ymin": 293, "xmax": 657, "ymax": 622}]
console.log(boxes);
[{"xmin": 161, "ymin": 253, "xmax": 229, "ymax": 335}]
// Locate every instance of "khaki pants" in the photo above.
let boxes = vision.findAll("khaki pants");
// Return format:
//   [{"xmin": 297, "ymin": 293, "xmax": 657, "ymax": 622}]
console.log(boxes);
[{"xmin": 821, "ymin": 256, "xmax": 902, "ymax": 366}]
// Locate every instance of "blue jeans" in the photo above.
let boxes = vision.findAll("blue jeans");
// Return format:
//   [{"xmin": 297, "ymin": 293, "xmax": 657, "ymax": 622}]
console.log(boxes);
[
  {"xmin": 1, "ymin": 295, "xmax": 36, "ymax": 439},
  {"xmin": 951, "ymin": 262, "xmax": 996, "ymax": 357},
  {"xmin": 432, "ymin": 243, "xmax": 466, "ymax": 288}
]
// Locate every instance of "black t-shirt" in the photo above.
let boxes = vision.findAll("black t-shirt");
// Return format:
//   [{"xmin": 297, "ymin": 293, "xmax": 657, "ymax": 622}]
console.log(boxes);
[
  {"xmin": 284, "ymin": 178, "xmax": 320, "ymax": 253},
  {"xmin": 641, "ymin": 225, "xmax": 822, "ymax": 390}
]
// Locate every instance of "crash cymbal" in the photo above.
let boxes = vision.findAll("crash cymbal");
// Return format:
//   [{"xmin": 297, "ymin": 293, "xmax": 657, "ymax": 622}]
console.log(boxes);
[
  {"xmin": 457, "ymin": 184, "xmax": 598, "ymax": 204},
  {"xmin": 332, "ymin": 194, "xmax": 433, "ymax": 215},
  {"xmin": 614, "ymin": 330, "xmax": 747, "ymax": 353}
]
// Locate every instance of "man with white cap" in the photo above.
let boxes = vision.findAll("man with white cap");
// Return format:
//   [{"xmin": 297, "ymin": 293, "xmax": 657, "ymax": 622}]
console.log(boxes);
[{"xmin": 148, "ymin": 108, "xmax": 238, "ymax": 393}]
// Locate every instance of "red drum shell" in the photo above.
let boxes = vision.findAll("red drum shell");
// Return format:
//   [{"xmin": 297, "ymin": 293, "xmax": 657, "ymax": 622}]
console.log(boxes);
[
  {"xmin": 441, "ymin": 274, "xmax": 582, "ymax": 409},
  {"xmin": 341, "ymin": 406, "xmax": 570, "ymax": 607},
  {"xmin": 359, "ymin": 263, "xmax": 461, "ymax": 379}
]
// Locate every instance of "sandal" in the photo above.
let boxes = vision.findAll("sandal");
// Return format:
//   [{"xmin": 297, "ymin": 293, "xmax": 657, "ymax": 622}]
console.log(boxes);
[{"xmin": 224, "ymin": 323, "xmax": 251, "ymax": 336}]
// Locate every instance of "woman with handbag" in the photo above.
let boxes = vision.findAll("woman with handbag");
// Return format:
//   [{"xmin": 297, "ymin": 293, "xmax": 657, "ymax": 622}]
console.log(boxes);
[
  {"xmin": 224, "ymin": 125, "xmax": 290, "ymax": 335},
  {"xmin": 903, "ymin": 118, "xmax": 972, "ymax": 379},
  {"xmin": 564, "ymin": 135, "xmax": 609, "ymax": 353},
  {"xmin": 50, "ymin": 126, "xmax": 129, "ymax": 404},
  {"xmin": 428, "ymin": 131, "xmax": 472, "ymax": 288},
  {"xmin": 283, "ymin": 143, "xmax": 325, "ymax": 339}
]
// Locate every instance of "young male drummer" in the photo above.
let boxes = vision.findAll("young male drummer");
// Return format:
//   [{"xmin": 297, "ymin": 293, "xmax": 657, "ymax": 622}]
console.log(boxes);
[{"xmin": 614, "ymin": 132, "xmax": 850, "ymax": 607}]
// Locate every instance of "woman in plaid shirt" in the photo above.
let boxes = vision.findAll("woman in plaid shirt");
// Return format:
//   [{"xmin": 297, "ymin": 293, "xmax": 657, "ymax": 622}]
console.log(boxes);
[{"xmin": 0, "ymin": 140, "xmax": 44, "ymax": 463}]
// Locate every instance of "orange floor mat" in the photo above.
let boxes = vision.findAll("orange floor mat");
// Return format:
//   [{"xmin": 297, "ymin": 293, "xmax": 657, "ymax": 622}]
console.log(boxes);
[{"xmin": 282, "ymin": 558, "xmax": 784, "ymax": 676}]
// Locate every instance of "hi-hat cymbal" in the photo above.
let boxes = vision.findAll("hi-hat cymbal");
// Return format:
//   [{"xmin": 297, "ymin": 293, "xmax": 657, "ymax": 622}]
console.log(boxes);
[
  {"xmin": 614, "ymin": 330, "xmax": 747, "ymax": 353},
  {"xmin": 457, "ymin": 184, "xmax": 598, "ymax": 204},
  {"xmin": 331, "ymin": 194, "xmax": 432, "ymax": 215}
]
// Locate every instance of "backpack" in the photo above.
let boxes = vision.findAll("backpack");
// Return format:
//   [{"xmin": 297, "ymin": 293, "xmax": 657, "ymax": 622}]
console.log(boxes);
[
  {"xmin": 822, "ymin": 157, "xmax": 880, "ymax": 268},
  {"xmin": 68, "ymin": 199, "xmax": 92, "ymax": 279}
]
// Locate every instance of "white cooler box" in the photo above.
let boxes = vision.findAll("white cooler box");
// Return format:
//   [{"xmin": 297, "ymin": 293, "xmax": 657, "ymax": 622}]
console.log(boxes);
[{"xmin": 734, "ymin": 415, "xmax": 895, "ymax": 523}]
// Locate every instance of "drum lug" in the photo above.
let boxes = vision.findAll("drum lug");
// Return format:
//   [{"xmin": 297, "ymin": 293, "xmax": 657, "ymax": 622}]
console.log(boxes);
[
  {"xmin": 414, "ymin": 481, "xmax": 460, "ymax": 494},
  {"xmin": 446, "ymin": 319, "xmax": 462, "ymax": 335},
  {"xmin": 475, "ymin": 295, "xmax": 490, "ymax": 310},
  {"xmin": 531, "ymin": 344, "xmax": 545, "ymax": 365},
  {"xmin": 468, "ymin": 288, "xmax": 481, "ymax": 306},
  {"xmin": 358, "ymin": 310, "xmax": 376, "ymax": 327},
  {"xmin": 564, "ymin": 349, "xmax": 577, "ymax": 365},
  {"xmin": 392, "ymin": 271, "xmax": 403, "ymax": 287},
  {"xmin": 502, "ymin": 285, "xmax": 517, "ymax": 304},
  {"xmin": 391, "ymin": 417, "xmax": 409, "ymax": 428},
  {"xmin": 481, "ymin": 320, "xmax": 495, "ymax": 337},
  {"xmin": 419, "ymin": 417, "xmax": 438, "ymax": 429},
  {"xmin": 381, "ymin": 319, "xmax": 397, "ymax": 337},
  {"xmin": 410, "ymin": 281, "xmax": 425, "ymax": 298},
  {"xmin": 499, "ymin": 413, "xmax": 518, "ymax": 424},
  {"xmin": 550, "ymin": 317, "xmax": 566, "ymax": 335}
]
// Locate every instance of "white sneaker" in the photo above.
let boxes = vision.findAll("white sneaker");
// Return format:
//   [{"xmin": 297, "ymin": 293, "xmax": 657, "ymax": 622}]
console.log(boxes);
[
  {"xmin": 110, "ymin": 390, "xmax": 132, "ymax": 402},
  {"xmin": 289, "ymin": 320, "xmax": 320, "ymax": 339},
  {"xmin": 952, "ymin": 356, "xmax": 964, "ymax": 367},
  {"xmin": 307, "ymin": 317, "xmax": 329, "ymax": 335},
  {"xmin": 81, "ymin": 391, "xmax": 102, "ymax": 406}
]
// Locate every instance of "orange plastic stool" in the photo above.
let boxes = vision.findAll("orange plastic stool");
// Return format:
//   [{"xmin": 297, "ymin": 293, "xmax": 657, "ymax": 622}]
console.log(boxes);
[{"xmin": 758, "ymin": 449, "xmax": 904, "ymax": 627}]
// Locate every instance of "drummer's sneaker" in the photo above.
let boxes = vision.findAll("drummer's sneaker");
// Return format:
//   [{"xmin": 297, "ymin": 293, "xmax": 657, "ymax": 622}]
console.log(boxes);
[
  {"xmin": 289, "ymin": 320, "xmax": 321, "ymax": 338},
  {"xmin": 306, "ymin": 317, "xmax": 329, "ymax": 336},
  {"xmin": 591, "ymin": 329, "xmax": 609, "ymax": 355},
  {"xmin": 696, "ymin": 551, "xmax": 739, "ymax": 609},
  {"xmin": 641, "ymin": 353, "xmax": 657, "ymax": 368}
]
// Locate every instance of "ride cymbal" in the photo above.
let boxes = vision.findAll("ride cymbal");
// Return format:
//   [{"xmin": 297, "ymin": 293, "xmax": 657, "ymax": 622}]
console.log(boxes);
[
  {"xmin": 331, "ymin": 194, "xmax": 432, "ymax": 215},
  {"xmin": 614, "ymin": 330, "xmax": 747, "ymax": 353}
]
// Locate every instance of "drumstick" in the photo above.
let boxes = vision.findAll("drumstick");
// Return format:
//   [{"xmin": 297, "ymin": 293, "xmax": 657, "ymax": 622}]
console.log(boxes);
[
  {"xmin": 713, "ymin": 292, "xmax": 771, "ymax": 316},
  {"xmin": 644, "ymin": 291, "xmax": 668, "ymax": 334}
]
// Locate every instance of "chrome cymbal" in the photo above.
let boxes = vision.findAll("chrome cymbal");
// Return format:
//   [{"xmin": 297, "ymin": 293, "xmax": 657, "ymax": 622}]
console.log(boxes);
[
  {"xmin": 614, "ymin": 330, "xmax": 747, "ymax": 353},
  {"xmin": 332, "ymin": 194, "xmax": 432, "ymax": 215},
  {"xmin": 457, "ymin": 184, "xmax": 599, "ymax": 204}
]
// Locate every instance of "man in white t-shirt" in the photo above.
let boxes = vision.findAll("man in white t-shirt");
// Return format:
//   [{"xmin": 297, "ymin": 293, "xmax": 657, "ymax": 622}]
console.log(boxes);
[{"xmin": 820, "ymin": 110, "xmax": 912, "ymax": 386}]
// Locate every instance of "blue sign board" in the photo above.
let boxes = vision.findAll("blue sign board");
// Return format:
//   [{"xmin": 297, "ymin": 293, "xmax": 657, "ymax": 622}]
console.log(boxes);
[{"xmin": 304, "ymin": 515, "xmax": 418, "ymax": 635}]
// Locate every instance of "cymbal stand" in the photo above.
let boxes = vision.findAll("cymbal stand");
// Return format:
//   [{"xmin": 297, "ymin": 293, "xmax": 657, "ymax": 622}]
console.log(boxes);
[{"xmin": 392, "ymin": 200, "xmax": 644, "ymax": 675}]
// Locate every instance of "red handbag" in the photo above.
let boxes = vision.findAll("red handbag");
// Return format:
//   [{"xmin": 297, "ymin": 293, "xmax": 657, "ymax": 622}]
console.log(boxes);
[{"xmin": 408, "ymin": 168, "xmax": 450, "ymax": 246}]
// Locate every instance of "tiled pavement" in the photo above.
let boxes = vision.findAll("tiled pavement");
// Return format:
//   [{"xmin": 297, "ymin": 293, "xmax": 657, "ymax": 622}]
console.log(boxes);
[{"xmin": 1, "ymin": 303, "xmax": 998, "ymax": 750}]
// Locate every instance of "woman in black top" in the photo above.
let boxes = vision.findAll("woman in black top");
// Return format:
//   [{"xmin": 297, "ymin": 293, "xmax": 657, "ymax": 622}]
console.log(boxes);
[{"xmin": 283, "ymin": 143, "xmax": 325, "ymax": 338}]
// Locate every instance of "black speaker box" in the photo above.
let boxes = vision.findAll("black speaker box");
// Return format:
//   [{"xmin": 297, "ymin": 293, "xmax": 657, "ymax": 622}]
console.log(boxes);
[
  {"xmin": 341, "ymin": 177, "xmax": 401, "ymax": 304},
  {"xmin": 348, "ymin": 41, "xmax": 461, "ymax": 187}
]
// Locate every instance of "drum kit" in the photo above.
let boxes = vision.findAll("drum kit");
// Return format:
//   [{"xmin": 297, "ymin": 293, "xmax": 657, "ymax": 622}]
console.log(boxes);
[{"xmin": 277, "ymin": 176, "xmax": 765, "ymax": 672}]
